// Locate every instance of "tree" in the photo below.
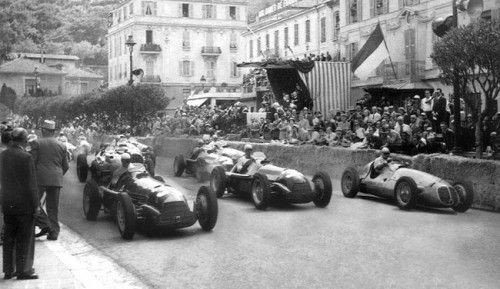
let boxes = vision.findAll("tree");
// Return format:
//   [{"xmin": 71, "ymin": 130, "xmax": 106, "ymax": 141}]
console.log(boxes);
[
  {"xmin": 0, "ymin": 83, "xmax": 17, "ymax": 111},
  {"xmin": 431, "ymin": 20, "xmax": 500, "ymax": 158}
]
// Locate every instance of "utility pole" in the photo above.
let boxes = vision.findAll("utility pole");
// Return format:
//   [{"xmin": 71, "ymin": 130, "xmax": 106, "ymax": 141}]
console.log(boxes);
[{"xmin": 451, "ymin": 0, "xmax": 461, "ymax": 153}]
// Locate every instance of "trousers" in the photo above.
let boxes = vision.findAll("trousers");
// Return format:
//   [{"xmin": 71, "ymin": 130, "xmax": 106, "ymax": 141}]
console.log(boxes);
[
  {"xmin": 3, "ymin": 214, "xmax": 35, "ymax": 275},
  {"xmin": 34, "ymin": 186, "xmax": 61, "ymax": 236}
]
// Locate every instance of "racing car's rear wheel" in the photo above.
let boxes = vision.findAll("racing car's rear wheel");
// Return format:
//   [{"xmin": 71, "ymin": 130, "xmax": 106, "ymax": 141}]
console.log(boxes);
[
  {"xmin": 251, "ymin": 173, "xmax": 271, "ymax": 210},
  {"xmin": 341, "ymin": 167, "xmax": 360, "ymax": 198},
  {"xmin": 312, "ymin": 171, "xmax": 333, "ymax": 208},
  {"xmin": 452, "ymin": 182, "xmax": 474, "ymax": 213},
  {"xmin": 76, "ymin": 154, "xmax": 89, "ymax": 183},
  {"xmin": 210, "ymin": 166, "xmax": 227, "ymax": 198},
  {"xmin": 116, "ymin": 193, "xmax": 137, "ymax": 240},
  {"xmin": 395, "ymin": 177, "xmax": 417, "ymax": 210},
  {"xmin": 196, "ymin": 186, "xmax": 218, "ymax": 231},
  {"xmin": 83, "ymin": 180, "xmax": 101, "ymax": 221},
  {"xmin": 173, "ymin": 155, "xmax": 186, "ymax": 177}
]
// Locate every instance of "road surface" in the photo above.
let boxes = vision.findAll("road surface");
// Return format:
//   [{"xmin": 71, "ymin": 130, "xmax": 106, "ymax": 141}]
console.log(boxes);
[{"xmin": 58, "ymin": 157, "xmax": 500, "ymax": 289}]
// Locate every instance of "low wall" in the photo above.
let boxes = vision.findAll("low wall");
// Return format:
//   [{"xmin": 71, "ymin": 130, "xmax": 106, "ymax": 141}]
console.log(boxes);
[{"xmin": 93, "ymin": 136, "xmax": 500, "ymax": 212}]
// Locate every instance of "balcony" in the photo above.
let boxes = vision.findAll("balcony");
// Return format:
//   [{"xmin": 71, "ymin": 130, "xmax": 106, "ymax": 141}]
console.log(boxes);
[
  {"xmin": 201, "ymin": 46, "xmax": 222, "ymax": 57},
  {"xmin": 375, "ymin": 60, "xmax": 425, "ymax": 82},
  {"xmin": 140, "ymin": 75, "xmax": 161, "ymax": 83},
  {"xmin": 140, "ymin": 43, "xmax": 162, "ymax": 53}
]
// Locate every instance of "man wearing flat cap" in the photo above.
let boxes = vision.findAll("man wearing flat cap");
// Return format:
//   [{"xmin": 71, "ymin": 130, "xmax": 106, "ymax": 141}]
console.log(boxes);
[
  {"xmin": 30, "ymin": 120, "xmax": 69, "ymax": 240},
  {"xmin": 1, "ymin": 128, "xmax": 39, "ymax": 279}
]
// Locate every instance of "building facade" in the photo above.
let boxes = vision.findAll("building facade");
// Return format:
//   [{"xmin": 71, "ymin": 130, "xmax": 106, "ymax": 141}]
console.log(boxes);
[
  {"xmin": 107, "ymin": 0, "xmax": 248, "ymax": 98},
  {"xmin": 243, "ymin": 0, "xmax": 341, "ymax": 62}
]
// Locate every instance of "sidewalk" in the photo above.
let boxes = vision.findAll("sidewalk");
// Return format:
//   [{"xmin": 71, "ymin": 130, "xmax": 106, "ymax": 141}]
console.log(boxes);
[{"xmin": 0, "ymin": 223, "xmax": 149, "ymax": 289}]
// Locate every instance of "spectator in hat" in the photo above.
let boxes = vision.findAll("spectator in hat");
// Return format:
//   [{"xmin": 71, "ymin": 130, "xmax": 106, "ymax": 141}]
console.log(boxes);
[{"xmin": 30, "ymin": 120, "xmax": 69, "ymax": 241}]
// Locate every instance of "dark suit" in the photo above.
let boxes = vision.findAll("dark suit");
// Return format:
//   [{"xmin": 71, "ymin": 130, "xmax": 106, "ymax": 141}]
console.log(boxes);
[
  {"xmin": 30, "ymin": 138, "xmax": 68, "ymax": 237},
  {"xmin": 0, "ymin": 145, "xmax": 39, "ymax": 276}
]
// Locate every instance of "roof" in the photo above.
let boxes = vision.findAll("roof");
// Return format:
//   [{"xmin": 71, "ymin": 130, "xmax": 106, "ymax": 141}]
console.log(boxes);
[
  {"xmin": 379, "ymin": 81, "xmax": 433, "ymax": 90},
  {"xmin": 64, "ymin": 67, "xmax": 103, "ymax": 79},
  {"xmin": 17, "ymin": 53, "xmax": 80, "ymax": 61},
  {"xmin": 0, "ymin": 58, "xmax": 66, "ymax": 75},
  {"xmin": 188, "ymin": 92, "xmax": 241, "ymax": 100}
]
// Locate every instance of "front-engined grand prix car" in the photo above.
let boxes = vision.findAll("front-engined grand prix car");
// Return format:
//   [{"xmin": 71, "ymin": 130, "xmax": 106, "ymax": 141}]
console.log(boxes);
[
  {"xmin": 82, "ymin": 154, "xmax": 218, "ymax": 240},
  {"xmin": 173, "ymin": 143, "xmax": 244, "ymax": 182},
  {"xmin": 340, "ymin": 161, "xmax": 474, "ymax": 212},
  {"xmin": 210, "ymin": 152, "xmax": 332, "ymax": 210}
]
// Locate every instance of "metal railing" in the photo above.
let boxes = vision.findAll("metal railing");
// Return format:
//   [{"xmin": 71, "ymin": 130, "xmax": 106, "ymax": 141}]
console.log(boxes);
[{"xmin": 140, "ymin": 43, "xmax": 162, "ymax": 52}]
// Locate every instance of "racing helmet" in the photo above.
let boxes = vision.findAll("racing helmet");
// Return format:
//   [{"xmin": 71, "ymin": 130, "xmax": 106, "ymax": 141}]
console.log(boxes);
[
  {"xmin": 202, "ymin": 134, "xmax": 211, "ymax": 144},
  {"xmin": 244, "ymin": 144, "xmax": 253, "ymax": 151},
  {"xmin": 121, "ymin": 153, "xmax": 131, "ymax": 160},
  {"xmin": 381, "ymin": 147, "xmax": 390, "ymax": 155}
]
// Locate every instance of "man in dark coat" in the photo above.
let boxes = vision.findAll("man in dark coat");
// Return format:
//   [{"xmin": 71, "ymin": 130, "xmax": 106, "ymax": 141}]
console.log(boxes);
[
  {"xmin": 1, "ymin": 128, "xmax": 39, "ymax": 280},
  {"xmin": 30, "ymin": 120, "xmax": 68, "ymax": 240}
]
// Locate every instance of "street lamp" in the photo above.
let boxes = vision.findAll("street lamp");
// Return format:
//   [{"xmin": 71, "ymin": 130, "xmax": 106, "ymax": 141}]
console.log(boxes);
[
  {"xmin": 125, "ymin": 35, "xmax": 136, "ymax": 86},
  {"xmin": 33, "ymin": 66, "xmax": 39, "ymax": 97},
  {"xmin": 200, "ymin": 75, "xmax": 206, "ymax": 92}
]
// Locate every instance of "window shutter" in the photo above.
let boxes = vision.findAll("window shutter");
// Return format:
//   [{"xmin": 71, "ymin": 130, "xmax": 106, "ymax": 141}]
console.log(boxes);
[
  {"xmin": 409, "ymin": 28, "xmax": 415, "ymax": 59},
  {"xmin": 189, "ymin": 4, "xmax": 193, "ymax": 17},
  {"xmin": 383, "ymin": 0, "xmax": 389, "ymax": 14},
  {"xmin": 179, "ymin": 3, "xmax": 183, "ymax": 17},
  {"xmin": 404, "ymin": 29, "xmax": 410, "ymax": 60},
  {"xmin": 179, "ymin": 61, "xmax": 183, "ymax": 76},
  {"xmin": 213, "ymin": 5, "xmax": 217, "ymax": 19},
  {"xmin": 153, "ymin": 2, "xmax": 157, "ymax": 16},
  {"xmin": 236, "ymin": 6, "xmax": 240, "ymax": 20},
  {"xmin": 142, "ymin": 1, "xmax": 145, "ymax": 15},
  {"xmin": 370, "ymin": 0, "xmax": 375, "ymax": 17},
  {"xmin": 358, "ymin": 0, "xmax": 363, "ymax": 21},
  {"xmin": 190, "ymin": 61, "xmax": 195, "ymax": 77},
  {"xmin": 202, "ymin": 5, "xmax": 206, "ymax": 18},
  {"xmin": 226, "ymin": 6, "xmax": 230, "ymax": 19},
  {"xmin": 346, "ymin": 0, "xmax": 350, "ymax": 24},
  {"xmin": 399, "ymin": 0, "xmax": 404, "ymax": 9},
  {"xmin": 130, "ymin": 3, "xmax": 134, "ymax": 15}
]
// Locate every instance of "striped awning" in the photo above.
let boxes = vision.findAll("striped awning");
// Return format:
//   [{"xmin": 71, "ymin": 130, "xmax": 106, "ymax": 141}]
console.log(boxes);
[{"xmin": 298, "ymin": 62, "xmax": 351, "ymax": 115}]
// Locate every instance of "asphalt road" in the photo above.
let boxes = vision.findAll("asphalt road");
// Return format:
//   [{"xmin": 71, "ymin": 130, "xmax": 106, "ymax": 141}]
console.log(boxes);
[{"xmin": 58, "ymin": 157, "xmax": 500, "ymax": 289}]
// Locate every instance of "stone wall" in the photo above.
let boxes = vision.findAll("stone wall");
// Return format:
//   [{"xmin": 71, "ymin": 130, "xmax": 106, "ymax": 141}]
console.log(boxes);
[{"xmin": 94, "ymin": 136, "xmax": 500, "ymax": 212}]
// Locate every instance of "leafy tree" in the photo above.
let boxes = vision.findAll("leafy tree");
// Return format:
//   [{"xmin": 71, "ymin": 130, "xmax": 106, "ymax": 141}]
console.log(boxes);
[
  {"xmin": 0, "ymin": 83, "xmax": 17, "ymax": 111},
  {"xmin": 431, "ymin": 20, "xmax": 500, "ymax": 158}
]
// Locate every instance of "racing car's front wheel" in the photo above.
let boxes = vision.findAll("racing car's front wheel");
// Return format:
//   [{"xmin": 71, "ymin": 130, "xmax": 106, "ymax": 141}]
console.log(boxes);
[
  {"xmin": 211, "ymin": 166, "xmax": 227, "ymax": 198},
  {"xmin": 395, "ymin": 177, "xmax": 418, "ymax": 210},
  {"xmin": 173, "ymin": 155, "xmax": 186, "ymax": 177},
  {"xmin": 312, "ymin": 171, "xmax": 333, "ymax": 208},
  {"xmin": 196, "ymin": 186, "xmax": 218, "ymax": 231},
  {"xmin": 452, "ymin": 182, "xmax": 474, "ymax": 213},
  {"xmin": 116, "ymin": 193, "xmax": 137, "ymax": 240},
  {"xmin": 341, "ymin": 167, "xmax": 360, "ymax": 198},
  {"xmin": 76, "ymin": 154, "xmax": 89, "ymax": 183},
  {"xmin": 251, "ymin": 173, "xmax": 271, "ymax": 210},
  {"xmin": 83, "ymin": 180, "xmax": 101, "ymax": 221}
]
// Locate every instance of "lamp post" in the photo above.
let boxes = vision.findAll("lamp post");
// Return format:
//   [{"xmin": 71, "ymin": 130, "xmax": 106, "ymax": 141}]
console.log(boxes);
[
  {"xmin": 125, "ymin": 35, "xmax": 136, "ymax": 86},
  {"xmin": 200, "ymin": 75, "xmax": 206, "ymax": 92},
  {"xmin": 33, "ymin": 66, "xmax": 39, "ymax": 97},
  {"xmin": 451, "ymin": 0, "xmax": 461, "ymax": 153}
]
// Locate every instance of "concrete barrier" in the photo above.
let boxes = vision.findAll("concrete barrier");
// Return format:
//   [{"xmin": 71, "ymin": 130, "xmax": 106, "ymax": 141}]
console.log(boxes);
[{"xmin": 90, "ymin": 135, "xmax": 500, "ymax": 212}]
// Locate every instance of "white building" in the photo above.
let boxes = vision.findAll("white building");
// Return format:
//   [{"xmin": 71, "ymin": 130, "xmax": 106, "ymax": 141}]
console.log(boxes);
[
  {"xmin": 243, "ymin": 0, "xmax": 341, "ymax": 62},
  {"xmin": 107, "ymin": 0, "xmax": 248, "ymax": 98}
]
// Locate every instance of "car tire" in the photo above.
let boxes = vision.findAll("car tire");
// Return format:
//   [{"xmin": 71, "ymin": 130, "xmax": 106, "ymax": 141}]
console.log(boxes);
[
  {"xmin": 312, "ymin": 171, "xmax": 333, "ymax": 208},
  {"xmin": 76, "ymin": 154, "xmax": 89, "ymax": 183},
  {"xmin": 83, "ymin": 180, "xmax": 101, "ymax": 221},
  {"xmin": 394, "ymin": 177, "xmax": 418, "ymax": 210},
  {"xmin": 116, "ymin": 193, "xmax": 137, "ymax": 240},
  {"xmin": 341, "ymin": 167, "xmax": 360, "ymax": 198},
  {"xmin": 452, "ymin": 182, "xmax": 474, "ymax": 213},
  {"xmin": 251, "ymin": 173, "xmax": 271, "ymax": 210},
  {"xmin": 196, "ymin": 186, "xmax": 218, "ymax": 231},
  {"xmin": 210, "ymin": 166, "xmax": 227, "ymax": 198},
  {"xmin": 173, "ymin": 155, "xmax": 186, "ymax": 177}
]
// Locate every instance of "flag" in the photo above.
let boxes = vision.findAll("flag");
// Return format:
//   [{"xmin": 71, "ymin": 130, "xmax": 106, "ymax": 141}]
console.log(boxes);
[
  {"xmin": 351, "ymin": 23, "xmax": 389, "ymax": 80},
  {"xmin": 298, "ymin": 62, "xmax": 351, "ymax": 115},
  {"xmin": 286, "ymin": 44, "xmax": 294, "ymax": 55}
]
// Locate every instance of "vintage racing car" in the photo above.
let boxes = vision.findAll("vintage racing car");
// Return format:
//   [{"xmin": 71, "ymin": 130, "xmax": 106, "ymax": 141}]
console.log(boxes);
[
  {"xmin": 82, "ymin": 153, "xmax": 217, "ymax": 240},
  {"xmin": 340, "ymin": 160, "xmax": 474, "ymax": 212},
  {"xmin": 210, "ymin": 152, "xmax": 332, "ymax": 210},
  {"xmin": 173, "ymin": 142, "xmax": 244, "ymax": 182},
  {"xmin": 77, "ymin": 139, "xmax": 155, "ymax": 183}
]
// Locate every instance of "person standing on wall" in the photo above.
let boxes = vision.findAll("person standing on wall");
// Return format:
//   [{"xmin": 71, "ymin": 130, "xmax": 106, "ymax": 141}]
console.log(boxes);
[
  {"xmin": 1, "ymin": 128, "xmax": 39, "ymax": 280},
  {"xmin": 30, "ymin": 120, "xmax": 69, "ymax": 241}
]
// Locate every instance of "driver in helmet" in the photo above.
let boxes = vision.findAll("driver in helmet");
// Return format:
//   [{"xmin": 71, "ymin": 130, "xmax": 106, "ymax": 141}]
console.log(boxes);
[
  {"xmin": 373, "ymin": 147, "xmax": 392, "ymax": 175},
  {"xmin": 191, "ymin": 139, "xmax": 206, "ymax": 160},
  {"xmin": 231, "ymin": 144, "xmax": 255, "ymax": 174},
  {"xmin": 110, "ymin": 153, "xmax": 132, "ymax": 189}
]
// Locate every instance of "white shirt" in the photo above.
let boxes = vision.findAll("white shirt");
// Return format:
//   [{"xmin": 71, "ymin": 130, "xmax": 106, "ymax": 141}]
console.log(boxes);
[{"xmin": 421, "ymin": 97, "xmax": 433, "ymax": 112}]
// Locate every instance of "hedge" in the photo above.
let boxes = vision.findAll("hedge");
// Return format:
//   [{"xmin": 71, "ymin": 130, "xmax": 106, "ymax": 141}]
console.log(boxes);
[{"xmin": 15, "ymin": 85, "xmax": 170, "ymax": 125}]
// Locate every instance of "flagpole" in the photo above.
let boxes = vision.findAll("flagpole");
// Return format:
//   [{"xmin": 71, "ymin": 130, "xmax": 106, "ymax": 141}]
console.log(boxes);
[{"xmin": 379, "ymin": 22, "xmax": 397, "ymax": 79}]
